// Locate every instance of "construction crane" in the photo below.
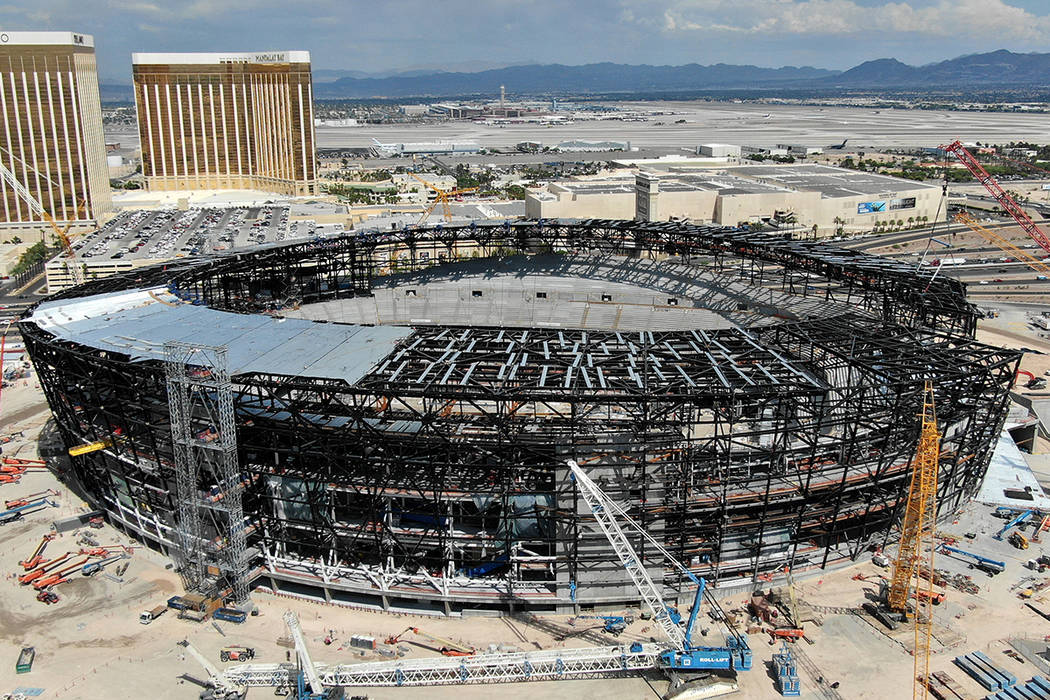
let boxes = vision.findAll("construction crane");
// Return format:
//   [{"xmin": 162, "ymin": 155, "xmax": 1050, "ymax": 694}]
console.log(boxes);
[
  {"xmin": 177, "ymin": 639, "xmax": 246, "ymax": 700},
  {"xmin": 953, "ymin": 212, "xmax": 1050, "ymax": 276},
  {"xmin": 886, "ymin": 381, "xmax": 940, "ymax": 700},
  {"xmin": 942, "ymin": 140, "xmax": 1050, "ymax": 256},
  {"xmin": 567, "ymin": 460, "xmax": 752, "ymax": 672},
  {"xmin": 407, "ymin": 172, "xmax": 479, "ymax": 225},
  {"xmin": 284, "ymin": 611, "xmax": 332, "ymax": 699},
  {"xmin": 0, "ymin": 156, "xmax": 86, "ymax": 286},
  {"xmin": 384, "ymin": 626, "xmax": 475, "ymax": 656}
]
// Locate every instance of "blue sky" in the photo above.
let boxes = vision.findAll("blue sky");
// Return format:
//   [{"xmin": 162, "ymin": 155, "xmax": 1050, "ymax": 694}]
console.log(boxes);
[{"xmin": 5, "ymin": 0, "xmax": 1050, "ymax": 81}]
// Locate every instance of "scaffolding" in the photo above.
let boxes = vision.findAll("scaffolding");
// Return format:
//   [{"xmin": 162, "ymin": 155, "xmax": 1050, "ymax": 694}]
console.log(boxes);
[{"xmin": 164, "ymin": 342, "xmax": 249, "ymax": 603}]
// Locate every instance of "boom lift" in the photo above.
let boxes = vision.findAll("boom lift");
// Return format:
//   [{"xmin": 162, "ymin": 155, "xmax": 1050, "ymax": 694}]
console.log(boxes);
[
  {"xmin": 567, "ymin": 460, "xmax": 752, "ymax": 672},
  {"xmin": 19, "ymin": 533, "xmax": 56, "ymax": 570},
  {"xmin": 936, "ymin": 544, "xmax": 1005, "ymax": 575},
  {"xmin": 0, "ymin": 497, "xmax": 58, "ymax": 525},
  {"xmin": 32, "ymin": 556, "xmax": 89, "ymax": 590},
  {"xmin": 994, "ymin": 509, "xmax": 1035, "ymax": 540},
  {"xmin": 82, "ymin": 553, "xmax": 127, "ymax": 576},
  {"xmin": 19, "ymin": 552, "xmax": 71, "ymax": 584},
  {"xmin": 384, "ymin": 627, "xmax": 475, "ymax": 656},
  {"xmin": 575, "ymin": 614, "xmax": 632, "ymax": 636},
  {"xmin": 177, "ymin": 639, "xmax": 246, "ymax": 700}
]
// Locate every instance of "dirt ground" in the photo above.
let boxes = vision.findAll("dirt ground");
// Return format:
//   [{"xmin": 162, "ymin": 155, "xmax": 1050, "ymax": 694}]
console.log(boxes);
[{"xmin": 3, "ymin": 368, "xmax": 1050, "ymax": 700}]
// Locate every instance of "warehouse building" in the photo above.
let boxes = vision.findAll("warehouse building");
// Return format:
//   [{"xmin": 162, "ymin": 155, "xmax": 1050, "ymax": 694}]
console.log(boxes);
[
  {"xmin": 526, "ymin": 164, "xmax": 940, "ymax": 236},
  {"xmin": 132, "ymin": 51, "xmax": 317, "ymax": 196},
  {"xmin": 0, "ymin": 32, "xmax": 112, "ymax": 233}
]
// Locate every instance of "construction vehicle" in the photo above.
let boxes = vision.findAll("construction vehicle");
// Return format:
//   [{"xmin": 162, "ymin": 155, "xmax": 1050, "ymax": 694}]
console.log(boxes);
[
  {"xmin": 995, "ymin": 509, "xmax": 1035, "ymax": 540},
  {"xmin": 220, "ymin": 646, "xmax": 255, "ymax": 662},
  {"xmin": 177, "ymin": 639, "xmax": 246, "ymax": 700},
  {"xmin": 284, "ymin": 611, "xmax": 341, "ymax": 699},
  {"xmin": 140, "ymin": 605, "xmax": 167, "ymax": 624},
  {"xmin": 885, "ymin": 381, "xmax": 939, "ymax": 700},
  {"xmin": 36, "ymin": 590, "xmax": 59, "ymax": 605},
  {"xmin": 19, "ymin": 552, "xmax": 71, "ymax": 584},
  {"xmin": 5, "ymin": 489, "xmax": 58, "ymax": 509},
  {"xmin": 82, "ymin": 553, "xmax": 127, "ymax": 576},
  {"xmin": 0, "ymin": 497, "xmax": 58, "ymax": 525},
  {"xmin": 936, "ymin": 544, "xmax": 1005, "ymax": 575},
  {"xmin": 385, "ymin": 626, "xmax": 476, "ymax": 656},
  {"xmin": 1010, "ymin": 532, "xmax": 1030, "ymax": 550},
  {"xmin": 568, "ymin": 460, "xmax": 752, "ymax": 672},
  {"xmin": 32, "ymin": 556, "xmax": 89, "ymax": 590},
  {"xmin": 575, "ymin": 614, "xmax": 632, "ymax": 636},
  {"xmin": 20, "ymin": 533, "xmax": 56, "ymax": 570}
]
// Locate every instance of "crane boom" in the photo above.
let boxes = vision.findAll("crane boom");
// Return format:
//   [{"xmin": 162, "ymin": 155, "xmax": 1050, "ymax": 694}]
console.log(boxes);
[
  {"xmin": 887, "ymin": 381, "xmax": 940, "ymax": 700},
  {"xmin": 953, "ymin": 212, "xmax": 1050, "ymax": 275},
  {"xmin": 0, "ymin": 160, "xmax": 85, "ymax": 285},
  {"xmin": 177, "ymin": 639, "xmax": 244, "ymax": 698},
  {"xmin": 568, "ymin": 460, "xmax": 686, "ymax": 649},
  {"xmin": 284, "ymin": 611, "xmax": 325, "ymax": 696},
  {"xmin": 943, "ymin": 140, "xmax": 1050, "ymax": 255}
]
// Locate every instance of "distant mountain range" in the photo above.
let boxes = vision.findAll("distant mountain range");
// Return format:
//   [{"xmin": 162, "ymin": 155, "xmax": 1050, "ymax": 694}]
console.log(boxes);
[{"xmin": 98, "ymin": 50, "xmax": 1050, "ymax": 102}]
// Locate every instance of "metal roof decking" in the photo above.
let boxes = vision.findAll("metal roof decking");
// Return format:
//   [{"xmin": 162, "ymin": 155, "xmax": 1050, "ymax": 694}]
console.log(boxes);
[{"xmin": 29, "ymin": 287, "xmax": 412, "ymax": 383}]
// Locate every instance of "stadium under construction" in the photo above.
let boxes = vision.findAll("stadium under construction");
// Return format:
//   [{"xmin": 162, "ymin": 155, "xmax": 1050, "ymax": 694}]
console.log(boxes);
[{"xmin": 19, "ymin": 219, "xmax": 1020, "ymax": 615}]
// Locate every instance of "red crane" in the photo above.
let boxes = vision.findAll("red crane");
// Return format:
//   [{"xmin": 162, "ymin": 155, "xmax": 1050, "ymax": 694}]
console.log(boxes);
[{"xmin": 942, "ymin": 140, "xmax": 1050, "ymax": 255}]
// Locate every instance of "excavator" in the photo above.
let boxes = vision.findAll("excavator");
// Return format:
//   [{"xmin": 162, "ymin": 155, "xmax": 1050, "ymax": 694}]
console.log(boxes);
[{"xmin": 384, "ymin": 627, "xmax": 475, "ymax": 657}]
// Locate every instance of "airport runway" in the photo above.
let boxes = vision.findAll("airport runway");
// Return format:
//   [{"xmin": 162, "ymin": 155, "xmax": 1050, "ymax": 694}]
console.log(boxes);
[{"xmin": 311, "ymin": 102, "xmax": 1050, "ymax": 151}]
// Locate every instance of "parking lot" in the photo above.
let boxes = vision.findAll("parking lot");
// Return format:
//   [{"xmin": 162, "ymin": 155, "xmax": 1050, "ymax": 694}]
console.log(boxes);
[{"xmin": 72, "ymin": 206, "xmax": 332, "ymax": 262}]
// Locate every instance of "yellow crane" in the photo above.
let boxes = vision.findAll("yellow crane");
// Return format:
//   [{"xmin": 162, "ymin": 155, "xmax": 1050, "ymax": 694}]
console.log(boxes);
[
  {"xmin": 407, "ymin": 172, "xmax": 478, "ymax": 225},
  {"xmin": 954, "ymin": 211, "xmax": 1050, "ymax": 276},
  {"xmin": 888, "ymin": 381, "xmax": 940, "ymax": 699},
  {"xmin": 0, "ymin": 150, "xmax": 88, "ymax": 286}
]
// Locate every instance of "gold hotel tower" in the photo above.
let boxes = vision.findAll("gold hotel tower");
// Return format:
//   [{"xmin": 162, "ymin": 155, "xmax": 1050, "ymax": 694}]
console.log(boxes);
[
  {"xmin": 0, "ymin": 31, "xmax": 111, "ymax": 231},
  {"xmin": 132, "ymin": 51, "xmax": 316, "ymax": 196}
]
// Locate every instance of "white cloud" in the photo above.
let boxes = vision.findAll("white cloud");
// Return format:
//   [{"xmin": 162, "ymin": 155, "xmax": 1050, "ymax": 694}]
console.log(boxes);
[{"xmin": 634, "ymin": 0, "xmax": 1050, "ymax": 42}]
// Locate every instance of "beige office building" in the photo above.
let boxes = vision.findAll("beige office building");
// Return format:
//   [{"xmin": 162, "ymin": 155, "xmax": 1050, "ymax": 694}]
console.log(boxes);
[
  {"xmin": 132, "ymin": 51, "xmax": 316, "ymax": 196},
  {"xmin": 0, "ymin": 31, "xmax": 112, "ymax": 232}
]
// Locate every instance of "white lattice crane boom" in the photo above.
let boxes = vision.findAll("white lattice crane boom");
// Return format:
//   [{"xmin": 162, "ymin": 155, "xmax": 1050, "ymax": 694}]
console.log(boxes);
[
  {"xmin": 567, "ymin": 460, "xmax": 685, "ymax": 648},
  {"xmin": 177, "ymin": 639, "xmax": 244, "ymax": 699},
  {"xmin": 284, "ymin": 610, "xmax": 325, "ymax": 696}
]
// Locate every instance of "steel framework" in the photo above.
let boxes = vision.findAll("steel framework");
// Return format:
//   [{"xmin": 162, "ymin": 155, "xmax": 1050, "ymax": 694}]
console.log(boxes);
[
  {"xmin": 21, "ymin": 219, "xmax": 1019, "ymax": 612},
  {"xmin": 164, "ymin": 342, "xmax": 249, "ymax": 603}
]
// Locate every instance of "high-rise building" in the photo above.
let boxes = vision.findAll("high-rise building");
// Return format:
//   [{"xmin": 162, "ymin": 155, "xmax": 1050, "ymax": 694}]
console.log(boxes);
[
  {"xmin": 132, "ymin": 51, "xmax": 316, "ymax": 196},
  {"xmin": 0, "ymin": 31, "xmax": 112, "ymax": 232}
]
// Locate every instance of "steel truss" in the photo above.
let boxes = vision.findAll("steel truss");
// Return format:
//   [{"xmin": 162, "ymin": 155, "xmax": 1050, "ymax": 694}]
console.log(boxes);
[
  {"xmin": 164, "ymin": 342, "xmax": 249, "ymax": 603},
  {"xmin": 224, "ymin": 643, "xmax": 664, "ymax": 688},
  {"xmin": 21, "ymin": 219, "xmax": 1018, "ymax": 611}
]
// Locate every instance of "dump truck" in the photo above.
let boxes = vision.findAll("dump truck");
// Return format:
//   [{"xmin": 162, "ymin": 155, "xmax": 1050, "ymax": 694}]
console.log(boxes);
[{"xmin": 140, "ymin": 605, "xmax": 167, "ymax": 624}]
